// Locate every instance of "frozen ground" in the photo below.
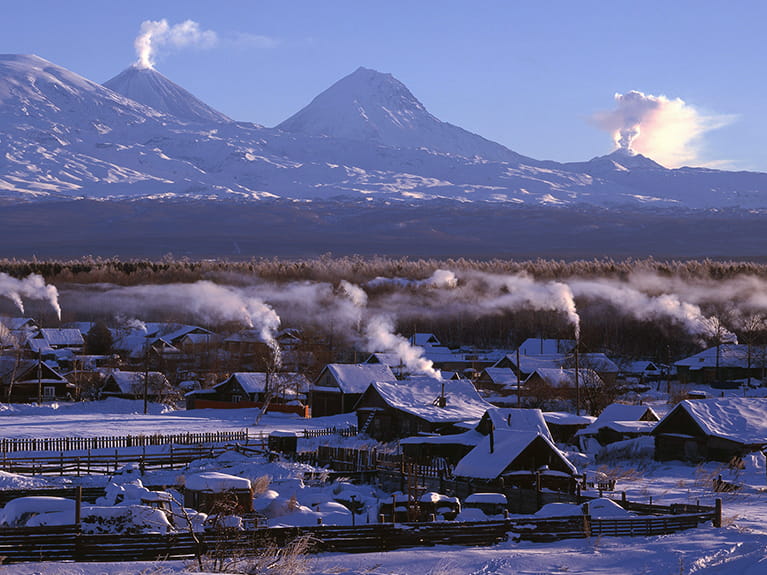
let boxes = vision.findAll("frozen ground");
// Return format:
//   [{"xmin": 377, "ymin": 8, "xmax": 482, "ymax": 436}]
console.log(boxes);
[{"xmin": 0, "ymin": 399, "xmax": 766, "ymax": 574}]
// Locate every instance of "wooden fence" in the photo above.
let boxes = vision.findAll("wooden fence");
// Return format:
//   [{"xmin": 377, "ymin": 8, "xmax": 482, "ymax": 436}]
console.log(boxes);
[
  {"xmin": 0, "ymin": 504, "xmax": 721, "ymax": 564},
  {"xmin": 0, "ymin": 444, "xmax": 245, "ymax": 476},
  {"xmin": 0, "ymin": 430, "xmax": 252, "ymax": 454},
  {"xmin": 301, "ymin": 426, "xmax": 358, "ymax": 439},
  {"xmin": 0, "ymin": 520, "xmax": 508, "ymax": 563}
]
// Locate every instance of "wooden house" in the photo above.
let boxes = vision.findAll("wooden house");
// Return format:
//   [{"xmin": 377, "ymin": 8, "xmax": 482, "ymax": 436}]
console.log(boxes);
[
  {"xmin": 452, "ymin": 429, "xmax": 579, "ymax": 492},
  {"xmin": 311, "ymin": 363, "xmax": 397, "ymax": 417},
  {"xmin": 355, "ymin": 376, "xmax": 491, "ymax": 442},
  {"xmin": 401, "ymin": 406, "xmax": 554, "ymax": 465},
  {"xmin": 653, "ymin": 397, "xmax": 767, "ymax": 462},
  {"xmin": 186, "ymin": 372, "xmax": 309, "ymax": 413},
  {"xmin": 575, "ymin": 403, "xmax": 659, "ymax": 451},
  {"xmin": 494, "ymin": 352, "xmax": 619, "ymax": 385},
  {"xmin": 523, "ymin": 367, "xmax": 604, "ymax": 406},
  {"xmin": 101, "ymin": 370, "xmax": 173, "ymax": 401},
  {"xmin": 675, "ymin": 344, "xmax": 767, "ymax": 386},
  {"xmin": 543, "ymin": 411, "xmax": 596, "ymax": 445},
  {"xmin": 0, "ymin": 357, "xmax": 73, "ymax": 402}
]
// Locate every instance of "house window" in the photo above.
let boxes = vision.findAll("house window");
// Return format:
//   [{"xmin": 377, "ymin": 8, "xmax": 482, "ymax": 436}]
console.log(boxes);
[
  {"xmin": 232, "ymin": 394, "xmax": 242, "ymax": 404},
  {"xmin": 43, "ymin": 386, "xmax": 56, "ymax": 399}
]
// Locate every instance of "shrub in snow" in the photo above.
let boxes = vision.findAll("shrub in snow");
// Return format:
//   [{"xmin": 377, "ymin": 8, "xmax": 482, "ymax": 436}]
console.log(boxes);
[{"xmin": 0, "ymin": 496, "xmax": 76, "ymax": 527}]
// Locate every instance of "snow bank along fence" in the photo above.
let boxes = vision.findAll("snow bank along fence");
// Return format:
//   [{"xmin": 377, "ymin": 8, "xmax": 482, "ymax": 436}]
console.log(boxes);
[
  {"xmin": 0, "ymin": 520, "xmax": 510, "ymax": 563},
  {"xmin": 0, "ymin": 501, "xmax": 722, "ymax": 564},
  {"xmin": 512, "ymin": 498, "xmax": 722, "ymax": 542}
]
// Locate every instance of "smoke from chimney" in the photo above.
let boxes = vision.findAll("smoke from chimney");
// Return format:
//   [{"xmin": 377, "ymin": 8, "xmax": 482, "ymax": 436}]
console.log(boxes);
[{"xmin": 0, "ymin": 273, "xmax": 61, "ymax": 320}]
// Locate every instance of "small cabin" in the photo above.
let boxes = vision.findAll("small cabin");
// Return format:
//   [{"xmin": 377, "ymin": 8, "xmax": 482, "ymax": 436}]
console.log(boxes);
[{"xmin": 183, "ymin": 472, "xmax": 253, "ymax": 515}]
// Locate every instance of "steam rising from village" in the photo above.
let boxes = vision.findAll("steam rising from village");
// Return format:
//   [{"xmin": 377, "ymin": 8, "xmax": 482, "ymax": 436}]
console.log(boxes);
[{"xmin": 1, "ymin": 267, "xmax": 756, "ymax": 380}]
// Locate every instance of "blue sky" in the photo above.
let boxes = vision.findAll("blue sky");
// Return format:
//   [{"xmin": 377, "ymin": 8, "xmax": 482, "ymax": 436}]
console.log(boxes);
[{"xmin": 2, "ymin": 1, "xmax": 764, "ymax": 170}]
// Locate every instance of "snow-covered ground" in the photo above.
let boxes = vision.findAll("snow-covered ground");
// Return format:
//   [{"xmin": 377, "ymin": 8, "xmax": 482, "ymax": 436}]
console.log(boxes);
[{"xmin": 0, "ymin": 399, "xmax": 766, "ymax": 574}]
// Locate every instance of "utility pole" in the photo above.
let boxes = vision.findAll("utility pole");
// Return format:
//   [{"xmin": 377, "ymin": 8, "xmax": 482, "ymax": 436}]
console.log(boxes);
[
  {"xmin": 574, "ymin": 340, "xmax": 580, "ymax": 416},
  {"xmin": 516, "ymin": 347, "xmax": 521, "ymax": 408},
  {"xmin": 37, "ymin": 350, "xmax": 43, "ymax": 405},
  {"xmin": 143, "ymin": 336, "xmax": 150, "ymax": 415}
]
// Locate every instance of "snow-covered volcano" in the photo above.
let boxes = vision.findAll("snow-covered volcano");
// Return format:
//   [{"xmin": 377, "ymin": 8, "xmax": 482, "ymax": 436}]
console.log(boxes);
[
  {"xmin": 1, "ymin": 54, "xmax": 767, "ymax": 211},
  {"xmin": 103, "ymin": 64, "xmax": 231, "ymax": 124},
  {"xmin": 278, "ymin": 66, "xmax": 528, "ymax": 163}
]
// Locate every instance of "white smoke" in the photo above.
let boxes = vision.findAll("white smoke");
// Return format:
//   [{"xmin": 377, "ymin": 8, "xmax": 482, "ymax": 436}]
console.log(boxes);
[
  {"xmin": 592, "ymin": 90, "xmax": 734, "ymax": 167},
  {"xmin": 245, "ymin": 297, "xmax": 282, "ymax": 368},
  {"xmin": 568, "ymin": 278, "xmax": 735, "ymax": 343},
  {"xmin": 0, "ymin": 273, "xmax": 61, "ymax": 320},
  {"xmin": 367, "ymin": 269, "xmax": 458, "ymax": 290},
  {"xmin": 364, "ymin": 314, "xmax": 442, "ymax": 380},
  {"xmin": 134, "ymin": 19, "xmax": 218, "ymax": 69}
]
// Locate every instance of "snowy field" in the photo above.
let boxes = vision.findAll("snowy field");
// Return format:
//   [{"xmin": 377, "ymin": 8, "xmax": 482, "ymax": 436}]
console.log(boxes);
[{"xmin": 0, "ymin": 399, "xmax": 766, "ymax": 574}]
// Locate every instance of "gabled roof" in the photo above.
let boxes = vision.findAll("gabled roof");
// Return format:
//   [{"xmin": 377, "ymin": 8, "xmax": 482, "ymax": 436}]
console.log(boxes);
[
  {"xmin": 366, "ymin": 377, "xmax": 491, "ymax": 424},
  {"xmin": 105, "ymin": 370, "xmax": 169, "ymax": 395},
  {"xmin": 525, "ymin": 368, "xmax": 603, "ymax": 388},
  {"xmin": 219, "ymin": 372, "xmax": 309, "ymax": 395},
  {"xmin": 481, "ymin": 407, "xmax": 553, "ymax": 442},
  {"xmin": 480, "ymin": 367, "xmax": 519, "ymax": 386},
  {"xmin": 577, "ymin": 403, "xmax": 659, "ymax": 437},
  {"xmin": 675, "ymin": 344, "xmax": 759, "ymax": 370},
  {"xmin": 496, "ymin": 353, "xmax": 619, "ymax": 374},
  {"xmin": 364, "ymin": 353, "xmax": 407, "ymax": 368},
  {"xmin": 37, "ymin": 328, "xmax": 85, "ymax": 347},
  {"xmin": 409, "ymin": 333, "xmax": 441, "ymax": 347},
  {"xmin": 621, "ymin": 360, "xmax": 662, "ymax": 375},
  {"xmin": 316, "ymin": 363, "xmax": 397, "ymax": 394},
  {"xmin": 518, "ymin": 338, "xmax": 576, "ymax": 355},
  {"xmin": 0, "ymin": 358, "xmax": 68, "ymax": 383},
  {"xmin": 453, "ymin": 430, "xmax": 577, "ymax": 479},
  {"xmin": 655, "ymin": 397, "xmax": 767, "ymax": 445}
]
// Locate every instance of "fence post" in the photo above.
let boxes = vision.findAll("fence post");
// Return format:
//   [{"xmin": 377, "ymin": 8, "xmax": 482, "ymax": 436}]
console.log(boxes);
[{"xmin": 714, "ymin": 498, "xmax": 722, "ymax": 528}]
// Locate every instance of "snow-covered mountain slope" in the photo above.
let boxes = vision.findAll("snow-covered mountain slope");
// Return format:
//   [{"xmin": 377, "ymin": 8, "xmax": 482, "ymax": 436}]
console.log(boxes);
[
  {"xmin": 1, "ymin": 54, "xmax": 766, "ymax": 209},
  {"xmin": 103, "ymin": 65, "xmax": 231, "ymax": 124},
  {"xmin": 277, "ymin": 66, "xmax": 531, "ymax": 163}
]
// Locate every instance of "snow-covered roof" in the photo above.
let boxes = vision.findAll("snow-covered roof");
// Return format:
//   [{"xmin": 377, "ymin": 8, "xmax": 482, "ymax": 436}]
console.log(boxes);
[
  {"xmin": 657, "ymin": 397, "xmax": 767, "ymax": 445},
  {"xmin": 399, "ymin": 429, "xmax": 484, "ymax": 447},
  {"xmin": 675, "ymin": 344, "xmax": 761, "ymax": 370},
  {"xmin": 526, "ymin": 368, "xmax": 603, "ymax": 388},
  {"xmin": 368, "ymin": 377, "xmax": 491, "ymax": 424},
  {"xmin": 220, "ymin": 372, "xmax": 309, "ymax": 395},
  {"xmin": 453, "ymin": 430, "xmax": 577, "ymax": 479},
  {"xmin": 518, "ymin": 338, "xmax": 576, "ymax": 356},
  {"xmin": 481, "ymin": 407, "xmax": 553, "ymax": 441},
  {"xmin": 621, "ymin": 360, "xmax": 662, "ymax": 375},
  {"xmin": 409, "ymin": 333, "xmax": 441, "ymax": 347},
  {"xmin": 543, "ymin": 412, "xmax": 596, "ymax": 426},
  {"xmin": 364, "ymin": 353, "xmax": 407, "ymax": 368},
  {"xmin": 317, "ymin": 363, "xmax": 397, "ymax": 394},
  {"xmin": 106, "ymin": 370, "xmax": 169, "ymax": 395},
  {"xmin": 578, "ymin": 403, "xmax": 659, "ymax": 436},
  {"xmin": 185, "ymin": 472, "xmax": 252, "ymax": 492},
  {"xmin": 481, "ymin": 367, "xmax": 519, "ymax": 386},
  {"xmin": 37, "ymin": 328, "xmax": 84, "ymax": 347}
]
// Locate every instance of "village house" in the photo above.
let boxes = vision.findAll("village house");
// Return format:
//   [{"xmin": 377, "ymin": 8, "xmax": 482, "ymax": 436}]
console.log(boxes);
[
  {"xmin": 576, "ymin": 403, "xmax": 660, "ymax": 451},
  {"xmin": 185, "ymin": 372, "xmax": 309, "ymax": 414},
  {"xmin": 452, "ymin": 429, "xmax": 579, "ymax": 492},
  {"xmin": 474, "ymin": 367, "xmax": 520, "ymax": 396},
  {"xmin": 355, "ymin": 376, "xmax": 492, "ymax": 442},
  {"xmin": 675, "ymin": 344, "xmax": 767, "ymax": 387},
  {"xmin": 543, "ymin": 411, "xmax": 596, "ymax": 445},
  {"xmin": 401, "ymin": 406, "xmax": 554, "ymax": 465},
  {"xmin": 522, "ymin": 367, "xmax": 604, "ymax": 410},
  {"xmin": 311, "ymin": 363, "xmax": 397, "ymax": 417},
  {"xmin": 518, "ymin": 338, "xmax": 576, "ymax": 355},
  {"xmin": 494, "ymin": 352, "xmax": 619, "ymax": 385},
  {"xmin": 101, "ymin": 370, "xmax": 173, "ymax": 402},
  {"xmin": 653, "ymin": 397, "xmax": 767, "ymax": 462},
  {"xmin": 0, "ymin": 357, "xmax": 73, "ymax": 402}
]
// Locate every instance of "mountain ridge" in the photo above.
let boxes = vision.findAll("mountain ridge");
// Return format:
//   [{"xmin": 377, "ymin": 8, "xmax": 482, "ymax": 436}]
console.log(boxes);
[{"xmin": 0, "ymin": 54, "xmax": 766, "ymax": 210}]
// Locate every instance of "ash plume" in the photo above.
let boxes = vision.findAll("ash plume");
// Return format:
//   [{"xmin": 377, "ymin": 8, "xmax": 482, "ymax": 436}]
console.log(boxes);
[
  {"xmin": 592, "ymin": 90, "xmax": 733, "ymax": 167},
  {"xmin": 134, "ymin": 19, "xmax": 217, "ymax": 69},
  {"xmin": 0, "ymin": 273, "xmax": 61, "ymax": 320}
]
